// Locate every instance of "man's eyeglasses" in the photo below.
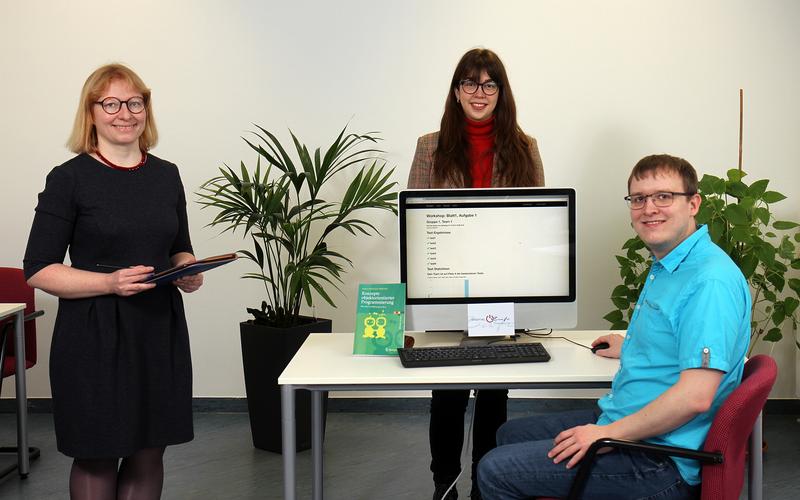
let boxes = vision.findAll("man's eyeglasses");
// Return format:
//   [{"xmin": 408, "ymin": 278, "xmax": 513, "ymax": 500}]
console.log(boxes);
[
  {"xmin": 459, "ymin": 79, "xmax": 499, "ymax": 96},
  {"xmin": 94, "ymin": 97, "xmax": 146, "ymax": 115},
  {"xmin": 624, "ymin": 191, "xmax": 695, "ymax": 209}
]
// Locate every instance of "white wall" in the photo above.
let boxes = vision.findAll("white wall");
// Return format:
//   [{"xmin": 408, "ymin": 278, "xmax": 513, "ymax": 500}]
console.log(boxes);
[{"xmin": 2, "ymin": 0, "xmax": 798, "ymax": 399}]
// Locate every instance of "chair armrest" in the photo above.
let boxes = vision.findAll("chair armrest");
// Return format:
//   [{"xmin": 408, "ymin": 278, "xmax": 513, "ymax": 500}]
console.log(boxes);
[
  {"xmin": 566, "ymin": 438, "xmax": 722, "ymax": 500},
  {"xmin": 586, "ymin": 438, "xmax": 722, "ymax": 464},
  {"xmin": 24, "ymin": 310, "xmax": 44, "ymax": 322}
]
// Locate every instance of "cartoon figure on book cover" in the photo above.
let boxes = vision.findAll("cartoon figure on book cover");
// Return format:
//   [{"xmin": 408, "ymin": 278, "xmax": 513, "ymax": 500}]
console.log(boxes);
[
  {"xmin": 363, "ymin": 315, "xmax": 377, "ymax": 338},
  {"xmin": 362, "ymin": 313, "xmax": 390, "ymax": 339},
  {"xmin": 375, "ymin": 315, "xmax": 387, "ymax": 338}
]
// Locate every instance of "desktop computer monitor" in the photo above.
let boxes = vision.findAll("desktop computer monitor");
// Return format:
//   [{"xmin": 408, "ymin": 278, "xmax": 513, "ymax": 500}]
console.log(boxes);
[{"xmin": 399, "ymin": 187, "xmax": 577, "ymax": 333}]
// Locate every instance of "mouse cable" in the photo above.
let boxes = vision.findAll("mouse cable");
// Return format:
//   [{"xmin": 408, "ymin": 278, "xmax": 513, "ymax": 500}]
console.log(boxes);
[{"xmin": 520, "ymin": 328, "xmax": 593, "ymax": 350}]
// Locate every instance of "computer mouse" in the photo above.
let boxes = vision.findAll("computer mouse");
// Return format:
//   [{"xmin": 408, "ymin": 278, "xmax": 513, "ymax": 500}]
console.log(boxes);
[{"xmin": 591, "ymin": 342, "xmax": 610, "ymax": 354}]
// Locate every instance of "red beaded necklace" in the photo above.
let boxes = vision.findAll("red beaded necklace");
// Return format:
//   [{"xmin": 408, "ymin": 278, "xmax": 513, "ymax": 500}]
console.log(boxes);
[{"xmin": 95, "ymin": 150, "xmax": 147, "ymax": 171}]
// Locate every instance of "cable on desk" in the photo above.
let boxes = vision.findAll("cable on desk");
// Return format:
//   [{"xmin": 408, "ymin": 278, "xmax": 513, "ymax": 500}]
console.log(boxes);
[{"xmin": 519, "ymin": 328, "xmax": 593, "ymax": 350}]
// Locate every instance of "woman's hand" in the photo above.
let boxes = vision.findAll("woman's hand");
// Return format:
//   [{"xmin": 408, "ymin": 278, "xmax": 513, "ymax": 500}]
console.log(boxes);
[
  {"xmin": 169, "ymin": 253, "xmax": 204, "ymax": 293},
  {"xmin": 107, "ymin": 266, "xmax": 156, "ymax": 296},
  {"xmin": 173, "ymin": 273, "xmax": 203, "ymax": 293}
]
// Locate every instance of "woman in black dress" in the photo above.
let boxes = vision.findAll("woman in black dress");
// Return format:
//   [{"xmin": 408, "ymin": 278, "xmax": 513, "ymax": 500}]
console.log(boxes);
[{"xmin": 24, "ymin": 63, "xmax": 203, "ymax": 500}]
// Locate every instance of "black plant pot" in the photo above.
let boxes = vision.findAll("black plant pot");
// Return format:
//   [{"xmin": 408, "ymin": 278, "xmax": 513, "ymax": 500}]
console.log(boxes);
[{"xmin": 239, "ymin": 316, "xmax": 332, "ymax": 453}]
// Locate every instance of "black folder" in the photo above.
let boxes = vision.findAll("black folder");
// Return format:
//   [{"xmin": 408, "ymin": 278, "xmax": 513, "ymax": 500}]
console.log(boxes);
[{"xmin": 145, "ymin": 253, "xmax": 238, "ymax": 285}]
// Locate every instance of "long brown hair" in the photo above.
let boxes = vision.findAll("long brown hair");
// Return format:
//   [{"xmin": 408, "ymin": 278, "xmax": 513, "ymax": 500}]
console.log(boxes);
[
  {"xmin": 434, "ymin": 48, "xmax": 537, "ymax": 187},
  {"xmin": 67, "ymin": 63, "xmax": 158, "ymax": 154}
]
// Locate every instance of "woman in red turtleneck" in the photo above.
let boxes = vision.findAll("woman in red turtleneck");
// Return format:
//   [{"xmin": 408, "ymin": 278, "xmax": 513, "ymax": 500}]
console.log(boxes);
[{"xmin": 407, "ymin": 48, "xmax": 544, "ymax": 500}]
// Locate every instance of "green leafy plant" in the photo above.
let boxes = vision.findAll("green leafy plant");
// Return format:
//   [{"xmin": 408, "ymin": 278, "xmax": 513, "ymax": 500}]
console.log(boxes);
[
  {"xmin": 197, "ymin": 124, "xmax": 398, "ymax": 327},
  {"xmin": 604, "ymin": 169, "xmax": 800, "ymax": 354}
]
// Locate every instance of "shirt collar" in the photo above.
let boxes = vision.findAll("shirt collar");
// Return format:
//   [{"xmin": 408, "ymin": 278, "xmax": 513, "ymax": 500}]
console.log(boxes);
[{"xmin": 652, "ymin": 224, "xmax": 709, "ymax": 273}]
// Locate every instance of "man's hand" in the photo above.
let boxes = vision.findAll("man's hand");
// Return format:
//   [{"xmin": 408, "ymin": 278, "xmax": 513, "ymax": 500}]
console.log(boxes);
[
  {"xmin": 591, "ymin": 333, "xmax": 625, "ymax": 358},
  {"xmin": 548, "ymin": 424, "xmax": 613, "ymax": 469},
  {"xmin": 107, "ymin": 266, "xmax": 156, "ymax": 296},
  {"xmin": 547, "ymin": 368, "xmax": 724, "ymax": 471}
]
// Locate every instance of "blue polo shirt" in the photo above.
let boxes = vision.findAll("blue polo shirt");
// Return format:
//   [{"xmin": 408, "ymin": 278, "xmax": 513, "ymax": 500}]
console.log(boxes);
[{"xmin": 597, "ymin": 225, "xmax": 751, "ymax": 485}]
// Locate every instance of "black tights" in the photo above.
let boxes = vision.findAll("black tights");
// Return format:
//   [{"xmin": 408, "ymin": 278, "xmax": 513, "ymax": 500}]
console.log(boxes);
[
  {"xmin": 429, "ymin": 389, "xmax": 508, "ymax": 484},
  {"xmin": 69, "ymin": 447, "xmax": 165, "ymax": 500}
]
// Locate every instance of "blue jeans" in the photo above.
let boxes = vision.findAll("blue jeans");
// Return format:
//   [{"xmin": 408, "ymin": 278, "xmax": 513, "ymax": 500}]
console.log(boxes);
[{"xmin": 476, "ymin": 409, "xmax": 699, "ymax": 500}]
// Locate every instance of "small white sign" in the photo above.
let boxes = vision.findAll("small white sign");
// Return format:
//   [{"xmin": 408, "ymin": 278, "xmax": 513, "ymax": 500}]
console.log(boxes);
[{"xmin": 467, "ymin": 303, "xmax": 515, "ymax": 337}]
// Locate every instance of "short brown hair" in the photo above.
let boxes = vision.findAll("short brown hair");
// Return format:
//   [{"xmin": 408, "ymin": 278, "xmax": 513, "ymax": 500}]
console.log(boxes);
[
  {"xmin": 67, "ymin": 63, "xmax": 158, "ymax": 153},
  {"xmin": 627, "ymin": 154, "xmax": 698, "ymax": 194}
]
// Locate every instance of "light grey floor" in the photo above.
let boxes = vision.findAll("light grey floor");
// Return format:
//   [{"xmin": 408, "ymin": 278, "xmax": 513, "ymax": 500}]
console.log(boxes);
[{"xmin": 1, "ymin": 405, "xmax": 798, "ymax": 499}]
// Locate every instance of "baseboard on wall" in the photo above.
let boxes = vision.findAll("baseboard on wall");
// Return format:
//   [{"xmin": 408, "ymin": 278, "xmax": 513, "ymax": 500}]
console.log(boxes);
[{"xmin": 2, "ymin": 397, "xmax": 799, "ymax": 414}]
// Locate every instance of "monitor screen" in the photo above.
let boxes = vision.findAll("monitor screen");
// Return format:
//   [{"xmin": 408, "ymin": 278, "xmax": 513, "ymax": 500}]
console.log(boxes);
[{"xmin": 399, "ymin": 187, "xmax": 577, "ymax": 332}]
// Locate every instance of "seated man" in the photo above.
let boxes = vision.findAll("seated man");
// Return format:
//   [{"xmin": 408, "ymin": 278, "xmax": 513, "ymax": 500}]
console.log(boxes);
[{"xmin": 477, "ymin": 154, "xmax": 751, "ymax": 499}]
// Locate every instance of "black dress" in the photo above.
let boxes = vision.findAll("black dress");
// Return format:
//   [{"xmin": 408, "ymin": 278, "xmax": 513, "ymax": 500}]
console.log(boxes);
[{"xmin": 23, "ymin": 153, "xmax": 194, "ymax": 459}]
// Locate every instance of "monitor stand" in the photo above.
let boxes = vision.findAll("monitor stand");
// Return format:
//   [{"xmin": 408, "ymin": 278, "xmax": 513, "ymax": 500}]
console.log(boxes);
[
  {"xmin": 420, "ymin": 330, "xmax": 520, "ymax": 346},
  {"xmin": 459, "ymin": 334, "xmax": 517, "ymax": 346}
]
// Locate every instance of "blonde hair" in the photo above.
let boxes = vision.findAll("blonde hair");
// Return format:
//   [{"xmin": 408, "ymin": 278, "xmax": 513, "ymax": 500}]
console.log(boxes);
[{"xmin": 67, "ymin": 63, "xmax": 158, "ymax": 153}]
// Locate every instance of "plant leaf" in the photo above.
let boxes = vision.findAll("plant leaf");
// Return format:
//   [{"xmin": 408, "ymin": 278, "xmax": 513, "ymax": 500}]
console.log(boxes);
[
  {"xmin": 738, "ymin": 253, "xmax": 759, "ymax": 279},
  {"xmin": 726, "ymin": 180, "xmax": 748, "ymax": 198},
  {"xmin": 773, "ymin": 220, "xmax": 799, "ymax": 230},
  {"xmin": 747, "ymin": 179, "xmax": 769, "ymax": 198},
  {"xmin": 783, "ymin": 296, "xmax": 799, "ymax": 316},
  {"xmin": 762, "ymin": 191, "xmax": 787, "ymax": 203},
  {"xmin": 612, "ymin": 285, "xmax": 629, "ymax": 298},
  {"xmin": 611, "ymin": 297, "xmax": 630, "ymax": 309},
  {"xmin": 763, "ymin": 327, "xmax": 783, "ymax": 342},
  {"xmin": 722, "ymin": 204, "xmax": 750, "ymax": 226},
  {"xmin": 726, "ymin": 169, "xmax": 744, "ymax": 182}
]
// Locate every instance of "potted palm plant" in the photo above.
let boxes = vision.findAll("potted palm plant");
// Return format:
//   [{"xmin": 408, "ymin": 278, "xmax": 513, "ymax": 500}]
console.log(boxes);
[{"xmin": 198, "ymin": 124, "xmax": 398, "ymax": 452}]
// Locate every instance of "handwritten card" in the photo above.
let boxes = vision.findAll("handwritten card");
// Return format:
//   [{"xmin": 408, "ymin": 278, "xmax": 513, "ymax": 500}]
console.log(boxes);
[{"xmin": 467, "ymin": 302, "xmax": 515, "ymax": 337}]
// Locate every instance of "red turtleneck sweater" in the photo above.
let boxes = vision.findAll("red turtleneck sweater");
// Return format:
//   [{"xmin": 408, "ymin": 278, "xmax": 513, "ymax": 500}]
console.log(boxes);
[{"xmin": 466, "ymin": 116, "xmax": 496, "ymax": 188}]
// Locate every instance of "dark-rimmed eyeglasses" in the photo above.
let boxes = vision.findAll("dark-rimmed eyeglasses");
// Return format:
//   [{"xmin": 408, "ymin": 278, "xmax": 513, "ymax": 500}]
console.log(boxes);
[
  {"xmin": 459, "ymin": 79, "xmax": 499, "ymax": 96},
  {"xmin": 94, "ymin": 97, "xmax": 146, "ymax": 115},
  {"xmin": 624, "ymin": 191, "xmax": 695, "ymax": 209}
]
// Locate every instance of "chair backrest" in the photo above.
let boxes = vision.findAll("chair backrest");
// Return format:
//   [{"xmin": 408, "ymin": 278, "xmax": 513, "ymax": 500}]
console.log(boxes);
[
  {"xmin": 0, "ymin": 267, "xmax": 37, "ymax": 377},
  {"xmin": 700, "ymin": 354, "xmax": 777, "ymax": 500}
]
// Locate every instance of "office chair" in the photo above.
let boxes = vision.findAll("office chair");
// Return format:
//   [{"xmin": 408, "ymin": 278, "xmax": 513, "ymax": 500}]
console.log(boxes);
[
  {"xmin": 538, "ymin": 354, "xmax": 777, "ymax": 500},
  {"xmin": 0, "ymin": 267, "xmax": 43, "ymax": 478}
]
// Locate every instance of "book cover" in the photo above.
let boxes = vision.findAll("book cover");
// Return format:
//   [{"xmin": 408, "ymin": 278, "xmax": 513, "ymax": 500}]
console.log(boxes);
[{"xmin": 352, "ymin": 283, "xmax": 406, "ymax": 356}]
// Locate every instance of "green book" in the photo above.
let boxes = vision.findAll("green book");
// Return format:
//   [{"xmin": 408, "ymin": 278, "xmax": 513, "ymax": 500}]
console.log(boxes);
[{"xmin": 352, "ymin": 283, "xmax": 406, "ymax": 356}]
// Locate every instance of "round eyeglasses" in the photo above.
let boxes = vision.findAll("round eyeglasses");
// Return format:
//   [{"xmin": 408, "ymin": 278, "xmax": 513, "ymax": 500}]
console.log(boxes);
[
  {"xmin": 94, "ymin": 97, "xmax": 146, "ymax": 115},
  {"xmin": 459, "ymin": 79, "xmax": 499, "ymax": 96},
  {"xmin": 624, "ymin": 191, "xmax": 695, "ymax": 210}
]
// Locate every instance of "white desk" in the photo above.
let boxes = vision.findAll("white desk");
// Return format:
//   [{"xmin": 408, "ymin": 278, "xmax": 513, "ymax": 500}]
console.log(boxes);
[
  {"xmin": 278, "ymin": 331, "xmax": 763, "ymax": 500},
  {"xmin": 0, "ymin": 303, "xmax": 30, "ymax": 477}
]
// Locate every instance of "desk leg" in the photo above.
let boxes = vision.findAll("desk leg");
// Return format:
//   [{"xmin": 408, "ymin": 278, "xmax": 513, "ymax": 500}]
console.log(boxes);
[
  {"xmin": 748, "ymin": 412, "xmax": 763, "ymax": 500},
  {"xmin": 281, "ymin": 385, "xmax": 296, "ymax": 500},
  {"xmin": 13, "ymin": 310, "xmax": 29, "ymax": 478},
  {"xmin": 312, "ymin": 390, "xmax": 324, "ymax": 500}
]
